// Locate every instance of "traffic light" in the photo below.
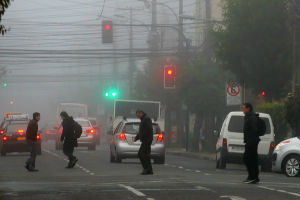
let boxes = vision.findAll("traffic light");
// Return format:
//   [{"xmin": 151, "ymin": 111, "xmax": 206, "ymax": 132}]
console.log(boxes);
[
  {"xmin": 104, "ymin": 89, "xmax": 119, "ymax": 99},
  {"xmin": 261, "ymin": 91, "xmax": 266, "ymax": 96},
  {"xmin": 3, "ymin": 82, "xmax": 7, "ymax": 87},
  {"xmin": 102, "ymin": 20, "xmax": 113, "ymax": 43},
  {"xmin": 164, "ymin": 65, "xmax": 176, "ymax": 89}
]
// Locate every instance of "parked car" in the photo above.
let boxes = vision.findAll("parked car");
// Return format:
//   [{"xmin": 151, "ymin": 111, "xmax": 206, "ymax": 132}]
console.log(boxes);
[
  {"xmin": 109, "ymin": 118, "xmax": 165, "ymax": 164},
  {"xmin": 55, "ymin": 118, "xmax": 97, "ymax": 151},
  {"xmin": 0, "ymin": 120, "xmax": 41, "ymax": 156},
  {"xmin": 88, "ymin": 117, "xmax": 100, "ymax": 145},
  {"xmin": 272, "ymin": 137, "xmax": 300, "ymax": 177},
  {"xmin": 40, "ymin": 124, "xmax": 57, "ymax": 141},
  {"xmin": 216, "ymin": 111, "xmax": 275, "ymax": 171}
]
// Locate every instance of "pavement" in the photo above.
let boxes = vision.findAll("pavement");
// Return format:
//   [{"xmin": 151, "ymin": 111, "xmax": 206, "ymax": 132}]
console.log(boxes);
[{"xmin": 0, "ymin": 141, "xmax": 299, "ymax": 200}]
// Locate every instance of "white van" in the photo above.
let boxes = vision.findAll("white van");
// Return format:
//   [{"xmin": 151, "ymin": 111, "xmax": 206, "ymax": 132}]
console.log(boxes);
[{"xmin": 216, "ymin": 111, "xmax": 275, "ymax": 171}]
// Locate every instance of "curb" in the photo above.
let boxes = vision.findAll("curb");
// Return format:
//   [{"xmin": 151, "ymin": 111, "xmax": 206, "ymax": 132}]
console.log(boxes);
[{"xmin": 166, "ymin": 151, "xmax": 216, "ymax": 161}]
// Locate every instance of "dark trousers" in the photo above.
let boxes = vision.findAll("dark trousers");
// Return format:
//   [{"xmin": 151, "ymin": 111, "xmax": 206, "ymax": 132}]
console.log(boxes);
[
  {"xmin": 26, "ymin": 140, "xmax": 37, "ymax": 169},
  {"xmin": 243, "ymin": 142, "xmax": 259, "ymax": 180},
  {"xmin": 63, "ymin": 142, "xmax": 76, "ymax": 162},
  {"xmin": 138, "ymin": 141, "xmax": 152, "ymax": 172}
]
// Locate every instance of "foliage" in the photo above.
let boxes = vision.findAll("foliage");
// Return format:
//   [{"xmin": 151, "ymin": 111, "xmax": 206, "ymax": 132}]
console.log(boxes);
[
  {"xmin": 257, "ymin": 102, "xmax": 289, "ymax": 143},
  {"xmin": 0, "ymin": 0, "xmax": 12, "ymax": 35},
  {"xmin": 212, "ymin": 0, "xmax": 292, "ymax": 100},
  {"xmin": 284, "ymin": 89, "xmax": 300, "ymax": 136}
]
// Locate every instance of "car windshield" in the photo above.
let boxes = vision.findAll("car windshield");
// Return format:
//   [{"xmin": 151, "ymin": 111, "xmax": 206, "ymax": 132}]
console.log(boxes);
[
  {"xmin": 228, "ymin": 116, "xmax": 271, "ymax": 134},
  {"xmin": 76, "ymin": 120, "xmax": 90, "ymax": 128},
  {"xmin": 123, "ymin": 123, "xmax": 161, "ymax": 135},
  {"xmin": 6, "ymin": 123, "xmax": 28, "ymax": 135}
]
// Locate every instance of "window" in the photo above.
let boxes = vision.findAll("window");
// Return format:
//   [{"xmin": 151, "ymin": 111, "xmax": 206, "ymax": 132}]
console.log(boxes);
[
  {"xmin": 76, "ymin": 120, "xmax": 91, "ymax": 128},
  {"xmin": 6, "ymin": 123, "xmax": 28, "ymax": 135},
  {"xmin": 122, "ymin": 123, "xmax": 161, "ymax": 135},
  {"xmin": 228, "ymin": 116, "xmax": 271, "ymax": 134}
]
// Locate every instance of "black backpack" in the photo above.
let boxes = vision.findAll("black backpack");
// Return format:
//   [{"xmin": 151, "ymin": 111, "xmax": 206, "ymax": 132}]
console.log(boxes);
[
  {"xmin": 257, "ymin": 116, "xmax": 266, "ymax": 136},
  {"xmin": 73, "ymin": 121, "xmax": 82, "ymax": 138}
]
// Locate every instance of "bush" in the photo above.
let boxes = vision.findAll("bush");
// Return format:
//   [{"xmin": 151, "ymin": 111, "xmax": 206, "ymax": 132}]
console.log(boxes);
[
  {"xmin": 284, "ymin": 90, "xmax": 300, "ymax": 136},
  {"xmin": 257, "ymin": 102, "xmax": 289, "ymax": 144}
]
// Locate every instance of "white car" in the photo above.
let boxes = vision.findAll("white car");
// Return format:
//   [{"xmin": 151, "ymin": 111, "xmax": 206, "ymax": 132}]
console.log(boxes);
[
  {"xmin": 216, "ymin": 111, "xmax": 275, "ymax": 171},
  {"xmin": 272, "ymin": 137, "xmax": 300, "ymax": 177}
]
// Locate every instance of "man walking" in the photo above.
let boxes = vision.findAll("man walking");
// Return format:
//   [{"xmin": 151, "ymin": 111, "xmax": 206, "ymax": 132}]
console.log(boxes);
[
  {"xmin": 243, "ymin": 103, "xmax": 260, "ymax": 184},
  {"xmin": 134, "ymin": 110, "xmax": 154, "ymax": 175},
  {"xmin": 25, "ymin": 112, "xmax": 40, "ymax": 172},
  {"xmin": 60, "ymin": 111, "xmax": 78, "ymax": 168}
]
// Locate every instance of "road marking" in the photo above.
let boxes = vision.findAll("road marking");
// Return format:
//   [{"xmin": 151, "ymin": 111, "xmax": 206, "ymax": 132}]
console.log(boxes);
[
  {"xmin": 259, "ymin": 186, "xmax": 300, "ymax": 197},
  {"xmin": 178, "ymin": 166, "xmax": 183, "ymax": 169},
  {"xmin": 204, "ymin": 173, "xmax": 211, "ymax": 176},
  {"xmin": 195, "ymin": 170, "xmax": 201, "ymax": 173},
  {"xmin": 195, "ymin": 186, "xmax": 213, "ymax": 192},
  {"xmin": 185, "ymin": 169, "xmax": 191, "ymax": 172},
  {"xmin": 147, "ymin": 198, "xmax": 155, "ymax": 200},
  {"xmin": 118, "ymin": 184, "xmax": 146, "ymax": 197},
  {"xmin": 220, "ymin": 195, "xmax": 246, "ymax": 200}
]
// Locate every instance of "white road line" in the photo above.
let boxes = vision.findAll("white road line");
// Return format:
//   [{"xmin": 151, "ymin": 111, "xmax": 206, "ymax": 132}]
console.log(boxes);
[
  {"xmin": 147, "ymin": 198, "xmax": 155, "ymax": 200},
  {"xmin": 118, "ymin": 184, "xmax": 146, "ymax": 197},
  {"xmin": 178, "ymin": 166, "xmax": 183, "ymax": 169},
  {"xmin": 220, "ymin": 195, "xmax": 246, "ymax": 200},
  {"xmin": 259, "ymin": 186, "xmax": 300, "ymax": 197},
  {"xmin": 204, "ymin": 173, "xmax": 211, "ymax": 176},
  {"xmin": 195, "ymin": 170, "xmax": 201, "ymax": 173}
]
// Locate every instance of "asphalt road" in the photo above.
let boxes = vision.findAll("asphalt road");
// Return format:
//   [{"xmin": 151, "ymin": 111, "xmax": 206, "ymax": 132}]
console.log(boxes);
[{"xmin": 0, "ymin": 141, "xmax": 299, "ymax": 200}]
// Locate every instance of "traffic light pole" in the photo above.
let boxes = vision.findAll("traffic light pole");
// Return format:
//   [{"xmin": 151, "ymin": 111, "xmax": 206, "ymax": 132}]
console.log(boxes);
[{"xmin": 129, "ymin": 7, "xmax": 135, "ymax": 96}]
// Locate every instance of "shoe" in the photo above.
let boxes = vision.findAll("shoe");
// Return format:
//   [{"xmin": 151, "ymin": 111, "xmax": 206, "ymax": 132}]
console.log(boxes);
[
  {"xmin": 71, "ymin": 158, "xmax": 78, "ymax": 168},
  {"xmin": 243, "ymin": 179, "xmax": 256, "ymax": 184},
  {"xmin": 140, "ymin": 170, "xmax": 153, "ymax": 175},
  {"xmin": 251, "ymin": 178, "xmax": 260, "ymax": 184},
  {"xmin": 28, "ymin": 168, "xmax": 39, "ymax": 172},
  {"xmin": 25, "ymin": 164, "xmax": 30, "ymax": 171}
]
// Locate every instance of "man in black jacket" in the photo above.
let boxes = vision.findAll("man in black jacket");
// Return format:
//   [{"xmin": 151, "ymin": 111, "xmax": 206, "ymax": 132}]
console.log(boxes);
[
  {"xmin": 60, "ymin": 111, "xmax": 78, "ymax": 168},
  {"xmin": 243, "ymin": 103, "xmax": 260, "ymax": 184},
  {"xmin": 25, "ymin": 112, "xmax": 40, "ymax": 172},
  {"xmin": 134, "ymin": 110, "xmax": 154, "ymax": 175}
]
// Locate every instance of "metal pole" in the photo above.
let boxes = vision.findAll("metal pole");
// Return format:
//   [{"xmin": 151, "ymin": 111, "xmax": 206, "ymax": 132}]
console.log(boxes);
[
  {"xmin": 178, "ymin": 0, "xmax": 184, "ymax": 52},
  {"xmin": 129, "ymin": 7, "xmax": 135, "ymax": 96}
]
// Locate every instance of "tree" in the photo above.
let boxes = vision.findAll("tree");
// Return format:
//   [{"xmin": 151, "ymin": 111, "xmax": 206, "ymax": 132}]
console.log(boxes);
[
  {"xmin": 178, "ymin": 58, "xmax": 227, "ymax": 151},
  {"xmin": 213, "ymin": 0, "xmax": 292, "ymax": 100},
  {"xmin": 284, "ymin": 88, "xmax": 300, "ymax": 136},
  {"xmin": 0, "ymin": 0, "xmax": 11, "ymax": 35}
]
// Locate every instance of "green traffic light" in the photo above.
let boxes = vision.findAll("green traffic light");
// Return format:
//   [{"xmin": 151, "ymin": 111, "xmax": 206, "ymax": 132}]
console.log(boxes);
[
  {"xmin": 3, "ymin": 83, "xmax": 7, "ymax": 87},
  {"xmin": 112, "ymin": 92, "xmax": 116, "ymax": 97},
  {"xmin": 104, "ymin": 89, "xmax": 118, "ymax": 99},
  {"xmin": 105, "ymin": 92, "xmax": 109, "ymax": 97}
]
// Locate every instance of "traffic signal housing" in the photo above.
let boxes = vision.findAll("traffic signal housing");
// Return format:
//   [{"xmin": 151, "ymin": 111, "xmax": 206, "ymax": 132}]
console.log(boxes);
[
  {"xmin": 102, "ymin": 20, "xmax": 113, "ymax": 43},
  {"xmin": 104, "ymin": 89, "xmax": 119, "ymax": 99},
  {"xmin": 164, "ymin": 65, "xmax": 176, "ymax": 89}
]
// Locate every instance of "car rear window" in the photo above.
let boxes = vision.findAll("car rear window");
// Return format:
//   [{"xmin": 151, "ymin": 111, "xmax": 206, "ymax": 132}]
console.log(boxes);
[
  {"xmin": 77, "ymin": 120, "xmax": 90, "ymax": 128},
  {"xmin": 228, "ymin": 116, "xmax": 271, "ymax": 134},
  {"xmin": 6, "ymin": 123, "xmax": 28, "ymax": 135},
  {"xmin": 123, "ymin": 123, "xmax": 161, "ymax": 135}
]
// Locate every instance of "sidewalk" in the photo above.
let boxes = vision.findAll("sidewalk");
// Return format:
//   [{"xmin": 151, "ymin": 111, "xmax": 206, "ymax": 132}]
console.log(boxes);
[{"xmin": 166, "ymin": 148, "xmax": 216, "ymax": 161}]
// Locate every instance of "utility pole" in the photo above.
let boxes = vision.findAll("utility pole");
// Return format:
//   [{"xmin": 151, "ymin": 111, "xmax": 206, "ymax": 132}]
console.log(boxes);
[
  {"xmin": 151, "ymin": 0, "xmax": 158, "ymax": 51},
  {"xmin": 178, "ymin": 0, "xmax": 184, "ymax": 52},
  {"xmin": 129, "ymin": 7, "xmax": 135, "ymax": 96}
]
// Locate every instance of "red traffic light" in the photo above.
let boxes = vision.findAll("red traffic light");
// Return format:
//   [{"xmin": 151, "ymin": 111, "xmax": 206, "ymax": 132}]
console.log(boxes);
[
  {"xmin": 105, "ymin": 24, "xmax": 111, "ymax": 30},
  {"xmin": 261, "ymin": 91, "xmax": 266, "ymax": 96},
  {"xmin": 167, "ymin": 69, "xmax": 173, "ymax": 76}
]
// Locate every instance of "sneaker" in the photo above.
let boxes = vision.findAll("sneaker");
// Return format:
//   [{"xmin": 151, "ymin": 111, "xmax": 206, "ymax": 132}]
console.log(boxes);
[
  {"xmin": 28, "ymin": 168, "xmax": 39, "ymax": 172},
  {"xmin": 71, "ymin": 158, "xmax": 78, "ymax": 168},
  {"xmin": 243, "ymin": 179, "xmax": 256, "ymax": 184},
  {"xmin": 140, "ymin": 170, "xmax": 153, "ymax": 175}
]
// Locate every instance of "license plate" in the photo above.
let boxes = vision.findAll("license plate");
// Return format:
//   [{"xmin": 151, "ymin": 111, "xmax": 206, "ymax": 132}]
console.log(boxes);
[
  {"xmin": 17, "ymin": 137, "xmax": 26, "ymax": 141},
  {"xmin": 231, "ymin": 146, "xmax": 244, "ymax": 151}
]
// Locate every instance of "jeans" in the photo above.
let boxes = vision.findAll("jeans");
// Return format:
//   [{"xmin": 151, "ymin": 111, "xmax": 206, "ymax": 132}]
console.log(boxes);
[
  {"xmin": 26, "ymin": 140, "xmax": 37, "ymax": 169},
  {"xmin": 63, "ymin": 142, "xmax": 76, "ymax": 163},
  {"xmin": 138, "ymin": 141, "xmax": 152, "ymax": 172},
  {"xmin": 243, "ymin": 142, "xmax": 259, "ymax": 180}
]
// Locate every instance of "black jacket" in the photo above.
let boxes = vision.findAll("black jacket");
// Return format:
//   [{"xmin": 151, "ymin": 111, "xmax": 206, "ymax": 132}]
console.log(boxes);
[
  {"xmin": 135, "ymin": 114, "xmax": 153, "ymax": 143},
  {"xmin": 61, "ymin": 117, "xmax": 77, "ymax": 145},
  {"xmin": 243, "ymin": 112, "xmax": 260, "ymax": 145},
  {"xmin": 26, "ymin": 119, "xmax": 38, "ymax": 142}
]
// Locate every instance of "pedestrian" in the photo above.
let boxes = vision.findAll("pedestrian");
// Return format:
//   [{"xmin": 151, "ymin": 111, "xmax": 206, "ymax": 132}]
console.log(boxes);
[
  {"xmin": 25, "ymin": 112, "xmax": 40, "ymax": 172},
  {"xmin": 242, "ymin": 103, "xmax": 260, "ymax": 184},
  {"xmin": 134, "ymin": 110, "xmax": 154, "ymax": 175},
  {"xmin": 60, "ymin": 111, "xmax": 78, "ymax": 168}
]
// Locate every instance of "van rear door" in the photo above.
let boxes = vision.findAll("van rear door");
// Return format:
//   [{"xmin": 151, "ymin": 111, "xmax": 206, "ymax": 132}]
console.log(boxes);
[{"xmin": 226, "ymin": 115, "xmax": 245, "ymax": 154}]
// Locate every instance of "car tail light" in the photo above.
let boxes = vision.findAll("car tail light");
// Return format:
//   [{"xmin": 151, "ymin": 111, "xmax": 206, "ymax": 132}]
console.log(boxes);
[
  {"xmin": 157, "ymin": 133, "xmax": 164, "ymax": 142},
  {"xmin": 86, "ymin": 129, "xmax": 95, "ymax": 134},
  {"xmin": 37, "ymin": 134, "xmax": 41, "ymax": 140},
  {"xmin": 18, "ymin": 129, "xmax": 25, "ymax": 134},
  {"xmin": 223, "ymin": 138, "xmax": 227, "ymax": 147},
  {"xmin": 119, "ymin": 133, "xmax": 126, "ymax": 141},
  {"xmin": 0, "ymin": 130, "xmax": 4, "ymax": 134},
  {"xmin": 60, "ymin": 129, "xmax": 63, "ymax": 134},
  {"xmin": 46, "ymin": 130, "xmax": 52, "ymax": 134},
  {"xmin": 270, "ymin": 142, "xmax": 275, "ymax": 149},
  {"xmin": 3, "ymin": 136, "xmax": 8, "ymax": 141}
]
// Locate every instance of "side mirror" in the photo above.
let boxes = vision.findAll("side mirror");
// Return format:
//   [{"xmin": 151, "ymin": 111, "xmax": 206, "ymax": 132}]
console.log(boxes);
[{"xmin": 213, "ymin": 130, "xmax": 219, "ymax": 137}]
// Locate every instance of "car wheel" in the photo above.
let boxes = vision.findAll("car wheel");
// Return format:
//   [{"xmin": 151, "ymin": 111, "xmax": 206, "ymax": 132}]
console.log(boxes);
[
  {"xmin": 261, "ymin": 159, "xmax": 272, "ymax": 172},
  {"xmin": 216, "ymin": 155, "xmax": 220, "ymax": 169},
  {"xmin": 88, "ymin": 144, "xmax": 96, "ymax": 151},
  {"xmin": 154, "ymin": 156, "xmax": 165, "ymax": 164},
  {"xmin": 1, "ymin": 149, "xmax": 6, "ymax": 156},
  {"xmin": 219, "ymin": 153, "xmax": 227, "ymax": 169},
  {"xmin": 283, "ymin": 155, "xmax": 300, "ymax": 177}
]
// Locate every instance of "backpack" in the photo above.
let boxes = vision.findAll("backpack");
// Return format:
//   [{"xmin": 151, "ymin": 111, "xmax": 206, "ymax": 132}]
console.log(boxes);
[
  {"xmin": 257, "ymin": 116, "xmax": 266, "ymax": 136},
  {"xmin": 73, "ymin": 121, "xmax": 82, "ymax": 138}
]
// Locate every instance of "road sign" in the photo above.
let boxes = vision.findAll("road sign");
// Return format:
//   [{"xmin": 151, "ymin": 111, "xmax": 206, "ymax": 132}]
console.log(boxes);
[{"xmin": 226, "ymin": 82, "xmax": 242, "ymax": 106}]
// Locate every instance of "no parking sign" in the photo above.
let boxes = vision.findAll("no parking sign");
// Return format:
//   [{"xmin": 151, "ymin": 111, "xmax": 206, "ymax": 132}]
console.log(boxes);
[{"xmin": 226, "ymin": 82, "xmax": 242, "ymax": 106}]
